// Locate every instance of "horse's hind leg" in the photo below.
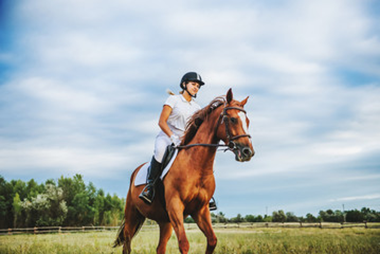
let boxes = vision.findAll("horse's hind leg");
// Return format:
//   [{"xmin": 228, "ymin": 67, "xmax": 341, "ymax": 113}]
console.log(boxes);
[
  {"xmin": 157, "ymin": 222, "xmax": 173, "ymax": 254},
  {"xmin": 123, "ymin": 192, "xmax": 146, "ymax": 254}
]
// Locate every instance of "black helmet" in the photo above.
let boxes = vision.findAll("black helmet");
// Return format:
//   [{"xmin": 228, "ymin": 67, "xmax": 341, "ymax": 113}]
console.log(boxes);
[{"xmin": 180, "ymin": 72, "xmax": 205, "ymax": 89}]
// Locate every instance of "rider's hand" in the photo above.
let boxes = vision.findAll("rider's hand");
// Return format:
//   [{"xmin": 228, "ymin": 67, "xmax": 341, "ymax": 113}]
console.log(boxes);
[{"xmin": 170, "ymin": 134, "xmax": 181, "ymax": 147}]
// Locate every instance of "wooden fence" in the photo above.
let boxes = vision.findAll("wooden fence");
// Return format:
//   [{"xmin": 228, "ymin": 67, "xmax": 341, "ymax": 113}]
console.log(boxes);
[
  {"xmin": 0, "ymin": 225, "xmax": 119, "ymax": 236},
  {"xmin": 1, "ymin": 222, "xmax": 379, "ymax": 236},
  {"xmin": 203, "ymin": 221, "xmax": 379, "ymax": 230}
]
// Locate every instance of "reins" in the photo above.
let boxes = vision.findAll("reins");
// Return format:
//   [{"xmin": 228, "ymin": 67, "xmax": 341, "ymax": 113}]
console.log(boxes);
[{"xmin": 176, "ymin": 106, "xmax": 251, "ymax": 151}]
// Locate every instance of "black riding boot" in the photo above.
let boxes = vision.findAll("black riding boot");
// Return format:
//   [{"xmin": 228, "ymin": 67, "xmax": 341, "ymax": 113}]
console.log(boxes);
[{"xmin": 139, "ymin": 157, "xmax": 162, "ymax": 205}]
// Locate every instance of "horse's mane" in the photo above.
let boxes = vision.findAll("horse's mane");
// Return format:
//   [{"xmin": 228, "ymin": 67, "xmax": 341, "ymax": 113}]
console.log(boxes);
[{"xmin": 182, "ymin": 96, "xmax": 226, "ymax": 145}]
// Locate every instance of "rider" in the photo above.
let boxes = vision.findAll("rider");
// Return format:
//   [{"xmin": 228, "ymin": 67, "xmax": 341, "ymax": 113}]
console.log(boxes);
[{"xmin": 139, "ymin": 72, "xmax": 216, "ymax": 210}]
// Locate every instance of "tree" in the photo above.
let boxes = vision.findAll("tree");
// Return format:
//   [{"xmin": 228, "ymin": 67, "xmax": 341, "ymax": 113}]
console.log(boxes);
[
  {"xmin": 319, "ymin": 209, "xmax": 344, "ymax": 222},
  {"xmin": 230, "ymin": 213, "xmax": 244, "ymax": 223},
  {"xmin": 305, "ymin": 213, "xmax": 317, "ymax": 223},
  {"xmin": 94, "ymin": 189, "xmax": 106, "ymax": 225},
  {"xmin": 215, "ymin": 212, "xmax": 228, "ymax": 223},
  {"xmin": 346, "ymin": 209, "xmax": 364, "ymax": 222},
  {"xmin": 72, "ymin": 192, "xmax": 94, "ymax": 225},
  {"xmin": 263, "ymin": 215, "xmax": 272, "ymax": 222},
  {"xmin": 108, "ymin": 194, "xmax": 124, "ymax": 226},
  {"xmin": 244, "ymin": 214, "xmax": 264, "ymax": 222},
  {"xmin": 26, "ymin": 179, "xmax": 44, "ymax": 200},
  {"xmin": 12, "ymin": 193, "xmax": 22, "ymax": 227},
  {"xmin": 272, "ymin": 210, "xmax": 286, "ymax": 223},
  {"xmin": 21, "ymin": 184, "xmax": 68, "ymax": 226},
  {"xmin": 245, "ymin": 214, "xmax": 256, "ymax": 222},
  {"xmin": 361, "ymin": 207, "xmax": 380, "ymax": 222},
  {"xmin": 58, "ymin": 174, "xmax": 87, "ymax": 226},
  {"xmin": 286, "ymin": 212, "xmax": 299, "ymax": 222},
  {"xmin": 0, "ymin": 176, "xmax": 16, "ymax": 228}
]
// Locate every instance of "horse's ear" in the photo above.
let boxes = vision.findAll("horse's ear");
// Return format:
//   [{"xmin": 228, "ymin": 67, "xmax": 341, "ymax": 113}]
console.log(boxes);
[
  {"xmin": 241, "ymin": 96, "xmax": 249, "ymax": 107},
  {"xmin": 226, "ymin": 88, "xmax": 233, "ymax": 104}
]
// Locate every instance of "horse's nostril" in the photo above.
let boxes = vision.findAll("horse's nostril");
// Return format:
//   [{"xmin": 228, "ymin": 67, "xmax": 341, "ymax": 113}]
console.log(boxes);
[{"xmin": 242, "ymin": 147, "xmax": 253, "ymax": 157}]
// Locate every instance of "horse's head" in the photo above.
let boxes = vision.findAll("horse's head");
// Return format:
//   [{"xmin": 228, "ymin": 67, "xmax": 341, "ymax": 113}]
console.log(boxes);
[{"xmin": 217, "ymin": 88, "xmax": 255, "ymax": 162}]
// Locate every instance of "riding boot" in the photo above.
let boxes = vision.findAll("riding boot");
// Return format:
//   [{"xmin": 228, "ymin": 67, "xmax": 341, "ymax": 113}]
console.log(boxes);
[
  {"xmin": 139, "ymin": 157, "xmax": 163, "ymax": 205},
  {"xmin": 209, "ymin": 197, "xmax": 217, "ymax": 211}
]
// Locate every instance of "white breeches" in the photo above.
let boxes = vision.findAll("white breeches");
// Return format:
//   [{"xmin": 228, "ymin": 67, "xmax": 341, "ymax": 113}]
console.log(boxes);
[{"xmin": 154, "ymin": 130, "xmax": 183, "ymax": 163}]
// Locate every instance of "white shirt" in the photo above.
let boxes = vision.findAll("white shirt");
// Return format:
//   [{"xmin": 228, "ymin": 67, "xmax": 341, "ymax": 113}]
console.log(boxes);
[{"xmin": 164, "ymin": 94, "xmax": 201, "ymax": 133}]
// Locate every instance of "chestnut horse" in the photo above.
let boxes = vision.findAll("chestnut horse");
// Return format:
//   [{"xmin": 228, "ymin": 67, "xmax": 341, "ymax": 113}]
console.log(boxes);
[{"xmin": 114, "ymin": 89, "xmax": 254, "ymax": 254}]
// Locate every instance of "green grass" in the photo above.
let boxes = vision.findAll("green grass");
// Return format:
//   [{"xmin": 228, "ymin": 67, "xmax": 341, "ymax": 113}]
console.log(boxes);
[{"xmin": 1, "ymin": 227, "xmax": 379, "ymax": 253}]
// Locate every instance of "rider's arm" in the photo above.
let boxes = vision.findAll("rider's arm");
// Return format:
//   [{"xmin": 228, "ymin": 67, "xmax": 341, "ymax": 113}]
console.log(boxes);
[{"xmin": 158, "ymin": 105, "xmax": 173, "ymax": 137}]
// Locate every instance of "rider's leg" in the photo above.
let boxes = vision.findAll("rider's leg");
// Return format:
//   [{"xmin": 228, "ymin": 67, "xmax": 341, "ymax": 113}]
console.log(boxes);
[
  {"xmin": 139, "ymin": 156, "xmax": 162, "ymax": 204},
  {"xmin": 139, "ymin": 132, "xmax": 169, "ymax": 205}
]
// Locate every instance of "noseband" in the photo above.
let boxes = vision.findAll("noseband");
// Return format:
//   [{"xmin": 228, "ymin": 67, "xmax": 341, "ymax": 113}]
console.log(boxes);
[{"xmin": 178, "ymin": 105, "xmax": 251, "ymax": 150}]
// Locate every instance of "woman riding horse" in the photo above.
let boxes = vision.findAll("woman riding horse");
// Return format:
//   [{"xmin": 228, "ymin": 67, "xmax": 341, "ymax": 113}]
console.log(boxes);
[
  {"xmin": 139, "ymin": 72, "xmax": 216, "ymax": 209},
  {"xmin": 114, "ymin": 88, "xmax": 254, "ymax": 254}
]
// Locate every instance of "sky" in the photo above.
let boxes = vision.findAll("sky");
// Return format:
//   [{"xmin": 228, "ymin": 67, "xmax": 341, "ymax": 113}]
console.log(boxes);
[{"xmin": 1, "ymin": 0, "xmax": 380, "ymax": 218}]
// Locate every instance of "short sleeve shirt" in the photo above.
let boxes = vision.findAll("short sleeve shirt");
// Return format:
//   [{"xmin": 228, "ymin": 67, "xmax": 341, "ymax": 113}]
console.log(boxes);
[{"xmin": 164, "ymin": 94, "xmax": 201, "ymax": 133}]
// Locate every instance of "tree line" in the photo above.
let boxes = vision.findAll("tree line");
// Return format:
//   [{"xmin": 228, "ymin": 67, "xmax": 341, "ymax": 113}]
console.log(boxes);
[
  {"xmin": 0, "ymin": 174, "xmax": 124, "ymax": 229},
  {"xmin": 204, "ymin": 208, "xmax": 380, "ymax": 224},
  {"xmin": 1, "ymin": 175, "xmax": 379, "ymax": 229}
]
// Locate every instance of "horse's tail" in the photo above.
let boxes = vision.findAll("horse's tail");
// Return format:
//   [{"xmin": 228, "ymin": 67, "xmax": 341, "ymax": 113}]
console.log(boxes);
[
  {"xmin": 113, "ymin": 210, "xmax": 146, "ymax": 250},
  {"xmin": 113, "ymin": 167, "xmax": 146, "ymax": 250},
  {"xmin": 113, "ymin": 218, "xmax": 126, "ymax": 248}
]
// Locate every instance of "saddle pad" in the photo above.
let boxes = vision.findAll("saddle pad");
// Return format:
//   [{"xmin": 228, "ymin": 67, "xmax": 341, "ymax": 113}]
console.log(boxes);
[{"xmin": 134, "ymin": 149, "xmax": 178, "ymax": 186}]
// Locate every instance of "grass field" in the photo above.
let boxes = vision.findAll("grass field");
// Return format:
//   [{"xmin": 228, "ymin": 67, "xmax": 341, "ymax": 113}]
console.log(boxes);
[{"xmin": 1, "ymin": 226, "xmax": 380, "ymax": 254}]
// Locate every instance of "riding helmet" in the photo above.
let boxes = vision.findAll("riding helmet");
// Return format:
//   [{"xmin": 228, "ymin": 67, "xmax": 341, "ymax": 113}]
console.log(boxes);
[{"xmin": 180, "ymin": 72, "xmax": 205, "ymax": 89}]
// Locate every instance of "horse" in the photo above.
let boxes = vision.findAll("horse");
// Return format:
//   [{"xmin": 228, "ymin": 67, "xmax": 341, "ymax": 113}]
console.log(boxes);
[{"xmin": 114, "ymin": 88, "xmax": 254, "ymax": 254}]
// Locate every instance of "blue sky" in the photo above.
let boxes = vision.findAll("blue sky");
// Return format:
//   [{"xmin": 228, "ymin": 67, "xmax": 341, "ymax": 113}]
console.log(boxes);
[{"xmin": 1, "ymin": 0, "xmax": 380, "ymax": 218}]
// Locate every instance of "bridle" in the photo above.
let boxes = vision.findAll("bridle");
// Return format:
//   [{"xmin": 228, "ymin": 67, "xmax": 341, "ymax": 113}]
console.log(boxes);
[
  {"xmin": 220, "ymin": 106, "xmax": 252, "ymax": 150},
  {"xmin": 177, "ymin": 106, "xmax": 251, "ymax": 151}
]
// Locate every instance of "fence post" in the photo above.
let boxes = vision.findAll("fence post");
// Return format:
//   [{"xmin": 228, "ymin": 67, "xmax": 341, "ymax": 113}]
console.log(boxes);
[
  {"xmin": 319, "ymin": 222, "xmax": 322, "ymax": 229},
  {"xmin": 34, "ymin": 227, "xmax": 38, "ymax": 235},
  {"xmin": 364, "ymin": 221, "xmax": 368, "ymax": 229},
  {"xmin": 8, "ymin": 228, "xmax": 12, "ymax": 235},
  {"xmin": 59, "ymin": 226, "xmax": 62, "ymax": 234},
  {"xmin": 82, "ymin": 226, "xmax": 85, "ymax": 232}
]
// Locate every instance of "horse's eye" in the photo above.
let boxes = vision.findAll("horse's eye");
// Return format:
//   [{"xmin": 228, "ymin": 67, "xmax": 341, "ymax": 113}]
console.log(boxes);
[{"xmin": 230, "ymin": 117, "xmax": 238, "ymax": 124}]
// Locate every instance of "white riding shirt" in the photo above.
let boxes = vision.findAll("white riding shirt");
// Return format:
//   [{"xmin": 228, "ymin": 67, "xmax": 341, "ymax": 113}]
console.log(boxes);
[
  {"xmin": 164, "ymin": 94, "xmax": 202, "ymax": 134},
  {"xmin": 154, "ymin": 94, "xmax": 201, "ymax": 162}
]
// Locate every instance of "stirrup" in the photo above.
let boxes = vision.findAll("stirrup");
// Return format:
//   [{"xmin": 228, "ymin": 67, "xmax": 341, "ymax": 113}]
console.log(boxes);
[
  {"xmin": 139, "ymin": 185, "xmax": 155, "ymax": 205},
  {"xmin": 209, "ymin": 197, "xmax": 217, "ymax": 211}
]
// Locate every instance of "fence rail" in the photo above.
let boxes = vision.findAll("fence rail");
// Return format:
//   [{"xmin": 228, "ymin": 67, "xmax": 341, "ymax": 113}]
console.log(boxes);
[
  {"xmin": 0, "ymin": 225, "xmax": 119, "ymax": 236},
  {"xmin": 205, "ymin": 221, "xmax": 380, "ymax": 230},
  {"xmin": 1, "ymin": 222, "xmax": 379, "ymax": 236}
]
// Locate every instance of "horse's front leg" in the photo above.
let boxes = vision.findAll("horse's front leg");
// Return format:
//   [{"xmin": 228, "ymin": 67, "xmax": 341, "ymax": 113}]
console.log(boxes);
[
  {"xmin": 167, "ymin": 198, "xmax": 189, "ymax": 254},
  {"xmin": 193, "ymin": 206, "xmax": 217, "ymax": 254},
  {"xmin": 157, "ymin": 222, "xmax": 172, "ymax": 254}
]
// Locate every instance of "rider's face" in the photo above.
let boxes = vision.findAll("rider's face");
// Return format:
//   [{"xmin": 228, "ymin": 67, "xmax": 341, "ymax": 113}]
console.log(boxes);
[{"xmin": 185, "ymin": 82, "xmax": 200, "ymax": 96}]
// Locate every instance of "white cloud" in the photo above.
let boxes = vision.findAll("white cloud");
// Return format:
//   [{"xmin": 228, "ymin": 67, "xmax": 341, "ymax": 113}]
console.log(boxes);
[{"xmin": 330, "ymin": 194, "xmax": 380, "ymax": 202}]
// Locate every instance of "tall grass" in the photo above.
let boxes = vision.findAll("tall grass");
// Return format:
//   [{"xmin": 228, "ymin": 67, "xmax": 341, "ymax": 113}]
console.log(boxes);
[{"xmin": 0, "ymin": 227, "xmax": 379, "ymax": 253}]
